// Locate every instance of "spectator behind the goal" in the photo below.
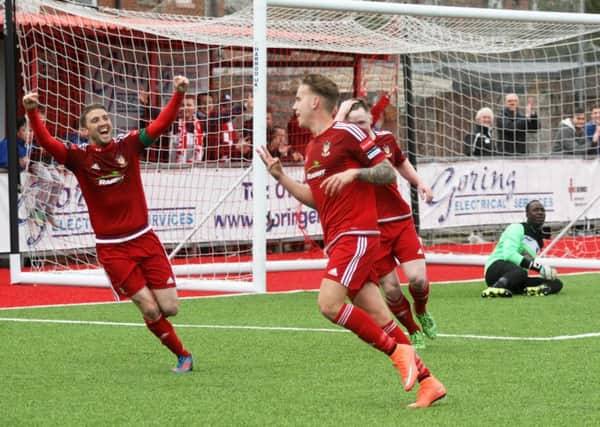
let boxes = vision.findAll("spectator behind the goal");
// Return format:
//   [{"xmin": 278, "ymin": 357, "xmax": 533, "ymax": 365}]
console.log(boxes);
[
  {"xmin": 242, "ymin": 105, "xmax": 274, "ymax": 150},
  {"xmin": 463, "ymin": 107, "xmax": 494, "ymax": 157},
  {"xmin": 197, "ymin": 92, "xmax": 236, "ymax": 162},
  {"xmin": 0, "ymin": 116, "xmax": 29, "ymax": 171},
  {"xmin": 231, "ymin": 106, "xmax": 275, "ymax": 163},
  {"xmin": 268, "ymin": 125, "xmax": 303, "ymax": 163},
  {"xmin": 67, "ymin": 118, "xmax": 89, "ymax": 146},
  {"xmin": 28, "ymin": 110, "xmax": 63, "ymax": 227},
  {"xmin": 584, "ymin": 106, "xmax": 600, "ymax": 155},
  {"xmin": 370, "ymin": 86, "xmax": 398, "ymax": 131},
  {"xmin": 481, "ymin": 200, "xmax": 563, "ymax": 298},
  {"xmin": 552, "ymin": 107, "xmax": 590, "ymax": 156},
  {"xmin": 496, "ymin": 93, "xmax": 539, "ymax": 155},
  {"xmin": 170, "ymin": 95, "xmax": 204, "ymax": 164}
]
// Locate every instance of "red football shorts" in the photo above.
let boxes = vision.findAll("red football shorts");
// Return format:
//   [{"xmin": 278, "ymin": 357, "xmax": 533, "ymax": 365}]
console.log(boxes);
[
  {"xmin": 96, "ymin": 230, "xmax": 176, "ymax": 298},
  {"xmin": 324, "ymin": 234, "xmax": 380, "ymax": 296},
  {"xmin": 374, "ymin": 218, "xmax": 425, "ymax": 278}
]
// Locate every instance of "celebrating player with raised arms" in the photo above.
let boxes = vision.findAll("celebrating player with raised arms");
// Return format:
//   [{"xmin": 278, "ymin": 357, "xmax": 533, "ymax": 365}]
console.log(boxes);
[
  {"xmin": 258, "ymin": 74, "xmax": 445, "ymax": 408},
  {"xmin": 23, "ymin": 76, "xmax": 193, "ymax": 373}
]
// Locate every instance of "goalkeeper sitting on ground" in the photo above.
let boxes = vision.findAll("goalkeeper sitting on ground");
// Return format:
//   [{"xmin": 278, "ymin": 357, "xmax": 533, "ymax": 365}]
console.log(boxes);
[{"xmin": 481, "ymin": 199, "xmax": 563, "ymax": 297}]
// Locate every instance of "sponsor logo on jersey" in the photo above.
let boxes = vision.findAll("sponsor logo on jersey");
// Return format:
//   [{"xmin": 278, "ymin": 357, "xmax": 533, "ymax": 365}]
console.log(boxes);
[
  {"xmin": 307, "ymin": 169, "xmax": 325, "ymax": 180},
  {"xmin": 96, "ymin": 171, "xmax": 124, "ymax": 186},
  {"xmin": 116, "ymin": 154, "xmax": 127, "ymax": 168},
  {"xmin": 327, "ymin": 267, "xmax": 338, "ymax": 277},
  {"xmin": 322, "ymin": 141, "xmax": 331, "ymax": 157},
  {"xmin": 306, "ymin": 160, "xmax": 321, "ymax": 173}
]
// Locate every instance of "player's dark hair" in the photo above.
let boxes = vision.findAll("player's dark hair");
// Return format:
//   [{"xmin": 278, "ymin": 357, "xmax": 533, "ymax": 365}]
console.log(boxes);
[
  {"xmin": 301, "ymin": 74, "xmax": 339, "ymax": 113},
  {"xmin": 80, "ymin": 103, "xmax": 107, "ymax": 128},
  {"xmin": 16, "ymin": 116, "xmax": 26, "ymax": 131}
]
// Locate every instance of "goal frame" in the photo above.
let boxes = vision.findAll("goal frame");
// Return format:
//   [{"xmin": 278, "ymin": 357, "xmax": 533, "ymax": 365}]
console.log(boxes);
[{"xmin": 7, "ymin": 0, "xmax": 600, "ymax": 293}]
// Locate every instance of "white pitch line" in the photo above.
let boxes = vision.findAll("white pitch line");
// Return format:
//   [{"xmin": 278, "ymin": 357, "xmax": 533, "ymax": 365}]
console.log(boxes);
[{"xmin": 1, "ymin": 317, "xmax": 599, "ymax": 341}]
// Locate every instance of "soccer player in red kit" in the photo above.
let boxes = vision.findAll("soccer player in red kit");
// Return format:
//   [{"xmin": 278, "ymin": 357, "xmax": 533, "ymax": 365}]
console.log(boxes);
[
  {"xmin": 336, "ymin": 98, "xmax": 438, "ymax": 350},
  {"xmin": 258, "ymin": 74, "xmax": 445, "ymax": 408},
  {"xmin": 22, "ymin": 76, "xmax": 193, "ymax": 374}
]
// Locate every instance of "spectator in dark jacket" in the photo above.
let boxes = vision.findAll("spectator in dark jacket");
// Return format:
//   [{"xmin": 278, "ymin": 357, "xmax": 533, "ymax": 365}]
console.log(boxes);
[
  {"xmin": 464, "ymin": 107, "xmax": 494, "ymax": 156},
  {"xmin": 552, "ymin": 108, "xmax": 591, "ymax": 156},
  {"xmin": 496, "ymin": 93, "xmax": 539, "ymax": 155}
]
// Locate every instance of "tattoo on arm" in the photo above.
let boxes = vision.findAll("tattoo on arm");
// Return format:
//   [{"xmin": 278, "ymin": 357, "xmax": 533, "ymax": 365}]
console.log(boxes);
[{"xmin": 357, "ymin": 160, "xmax": 396, "ymax": 185}]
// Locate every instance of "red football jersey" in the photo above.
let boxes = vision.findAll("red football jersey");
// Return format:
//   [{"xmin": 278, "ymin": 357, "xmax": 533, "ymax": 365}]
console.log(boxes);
[
  {"xmin": 304, "ymin": 121, "xmax": 386, "ymax": 251},
  {"xmin": 64, "ymin": 132, "xmax": 149, "ymax": 240},
  {"xmin": 373, "ymin": 130, "xmax": 412, "ymax": 222}
]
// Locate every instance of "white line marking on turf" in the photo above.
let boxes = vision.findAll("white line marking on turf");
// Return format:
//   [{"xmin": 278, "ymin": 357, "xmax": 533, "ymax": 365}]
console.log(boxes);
[{"xmin": 1, "ymin": 317, "xmax": 599, "ymax": 341}]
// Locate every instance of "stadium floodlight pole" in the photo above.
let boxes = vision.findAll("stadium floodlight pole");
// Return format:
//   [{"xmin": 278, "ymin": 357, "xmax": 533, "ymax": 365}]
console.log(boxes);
[
  {"xmin": 267, "ymin": 0, "xmax": 600, "ymax": 24},
  {"xmin": 5, "ymin": 0, "xmax": 21, "ymax": 284},
  {"xmin": 252, "ymin": 0, "xmax": 268, "ymax": 293}
]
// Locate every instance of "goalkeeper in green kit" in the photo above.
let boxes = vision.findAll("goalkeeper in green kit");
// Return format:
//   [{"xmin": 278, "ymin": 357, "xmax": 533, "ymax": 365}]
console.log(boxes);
[{"xmin": 481, "ymin": 200, "xmax": 563, "ymax": 297}]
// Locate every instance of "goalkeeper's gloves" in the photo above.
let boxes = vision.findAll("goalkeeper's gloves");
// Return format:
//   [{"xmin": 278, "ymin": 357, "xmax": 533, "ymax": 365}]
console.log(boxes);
[{"xmin": 525, "ymin": 259, "xmax": 558, "ymax": 280}]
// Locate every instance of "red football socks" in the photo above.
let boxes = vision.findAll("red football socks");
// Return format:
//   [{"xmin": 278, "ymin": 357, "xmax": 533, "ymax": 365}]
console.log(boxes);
[
  {"xmin": 383, "ymin": 320, "xmax": 431, "ymax": 381},
  {"xmin": 409, "ymin": 282, "xmax": 430, "ymax": 315},
  {"xmin": 386, "ymin": 294, "xmax": 420, "ymax": 334},
  {"xmin": 145, "ymin": 314, "xmax": 190, "ymax": 358},
  {"xmin": 334, "ymin": 304, "xmax": 396, "ymax": 355}
]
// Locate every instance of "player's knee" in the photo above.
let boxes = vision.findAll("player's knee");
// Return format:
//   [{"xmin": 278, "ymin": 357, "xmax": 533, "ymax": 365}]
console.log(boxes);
[
  {"xmin": 161, "ymin": 300, "xmax": 180, "ymax": 317},
  {"xmin": 408, "ymin": 274, "xmax": 427, "ymax": 291},
  {"xmin": 384, "ymin": 283, "xmax": 404, "ymax": 302},
  {"xmin": 318, "ymin": 299, "xmax": 343, "ymax": 321},
  {"xmin": 141, "ymin": 304, "xmax": 162, "ymax": 322},
  {"xmin": 549, "ymin": 279, "xmax": 563, "ymax": 294}
]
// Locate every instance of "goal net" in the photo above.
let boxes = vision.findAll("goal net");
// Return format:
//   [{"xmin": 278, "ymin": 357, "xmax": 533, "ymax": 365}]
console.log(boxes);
[{"xmin": 7, "ymin": 0, "xmax": 600, "ymax": 292}]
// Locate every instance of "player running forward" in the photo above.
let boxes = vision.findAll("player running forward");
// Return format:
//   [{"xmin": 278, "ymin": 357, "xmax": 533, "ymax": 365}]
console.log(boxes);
[
  {"xmin": 23, "ymin": 76, "xmax": 193, "ymax": 374},
  {"xmin": 258, "ymin": 74, "xmax": 445, "ymax": 408},
  {"xmin": 335, "ymin": 98, "xmax": 437, "ymax": 350}
]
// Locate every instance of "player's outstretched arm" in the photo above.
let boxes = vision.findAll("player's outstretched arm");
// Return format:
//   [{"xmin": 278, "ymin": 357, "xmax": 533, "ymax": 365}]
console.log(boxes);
[
  {"xmin": 22, "ymin": 92, "xmax": 68, "ymax": 164},
  {"xmin": 397, "ymin": 159, "xmax": 433, "ymax": 203},
  {"xmin": 144, "ymin": 75, "xmax": 188, "ymax": 142},
  {"xmin": 257, "ymin": 146, "xmax": 316, "ymax": 208}
]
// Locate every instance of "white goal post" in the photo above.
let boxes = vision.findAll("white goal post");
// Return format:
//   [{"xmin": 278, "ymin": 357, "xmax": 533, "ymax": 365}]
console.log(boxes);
[{"xmin": 7, "ymin": 0, "xmax": 600, "ymax": 294}]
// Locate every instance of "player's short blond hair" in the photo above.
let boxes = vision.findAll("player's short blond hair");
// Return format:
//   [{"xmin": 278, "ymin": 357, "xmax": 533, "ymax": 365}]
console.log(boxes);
[{"xmin": 301, "ymin": 74, "xmax": 339, "ymax": 113}]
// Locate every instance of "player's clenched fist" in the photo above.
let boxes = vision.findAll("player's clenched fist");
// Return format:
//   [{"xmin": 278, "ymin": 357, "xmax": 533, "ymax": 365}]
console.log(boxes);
[
  {"xmin": 23, "ymin": 92, "xmax": 40, "ymax": 111},
  {"xmin": 174, "ymin": 75, "xmax": 189, "ymax": 94}
]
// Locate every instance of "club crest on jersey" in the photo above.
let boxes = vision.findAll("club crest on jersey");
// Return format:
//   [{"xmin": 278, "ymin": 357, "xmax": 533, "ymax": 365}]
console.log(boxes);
[
  {"xmin": 383, "ymin": 145, "xmax": 392, "ymax": 158},
  {"xmin": 116, "ymin": 154, "xmax": 127, "ymax": 168},
  {"xmin": 322, "ymin": 141, "xmax": 331, "ymax": 157}
]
